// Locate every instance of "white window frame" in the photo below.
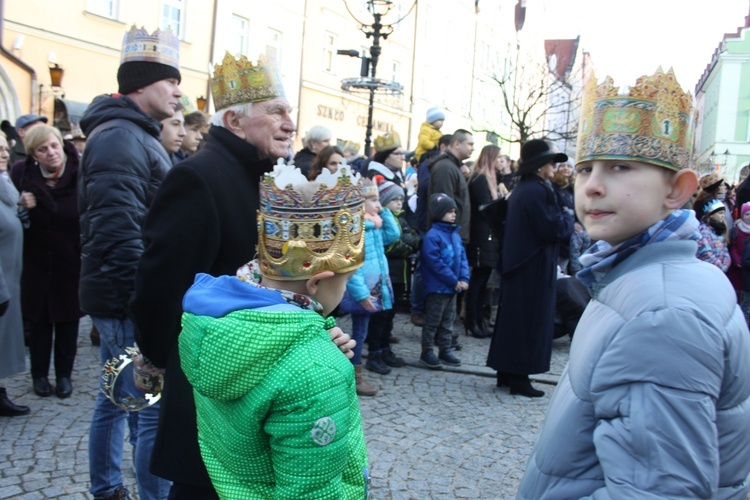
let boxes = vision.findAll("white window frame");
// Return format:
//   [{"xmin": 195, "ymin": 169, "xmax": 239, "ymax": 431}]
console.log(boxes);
[
  {"xmin": 86, "ymin": 0, "xmax": 119, "ymax": 19},
  {"xmin": 231, "ymin": 14, "xmax": 249, "ymax": 58},
  {"xmin": 266, "ymin": 28, "xmax": 282, "ymax": 64},
  {"xmin": 323, "ymin": 32, "xmax": 337, "ymax": 74},
  {"xmin": 161, "ymin": 0, "xmax": 185, "ymax": 40}
]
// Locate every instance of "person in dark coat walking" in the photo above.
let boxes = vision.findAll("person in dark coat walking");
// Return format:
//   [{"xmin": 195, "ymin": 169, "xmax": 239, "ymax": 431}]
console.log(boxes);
[
  {"xmin": 11, "ymin": 125, "xmax": 82, "ymax": 399},
  {"xmin": 130, "ymin": 54, "xmax": 297, "ymax": 498},
  {"xmin": 466, "ymin": 145, "xmax": 502, "ymax": 338},
  {"xmin": 487, "ymin": 139, "xmax": 574, "ymax": 397}
]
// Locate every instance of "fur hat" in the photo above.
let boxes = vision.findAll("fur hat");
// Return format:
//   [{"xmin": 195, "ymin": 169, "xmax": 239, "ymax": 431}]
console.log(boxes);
[
  {"xmin": 699, "ymin": 170, "xmax": 723, "ymax": 193},
  {"xmin": 518, "ymin": 139, "xmax": 567, "ymax": 175},
  {"xmin": 429, "ymin": 192, "xmax": 457, "ymax": 222},
  {"xmin": 376, "ymin": 177, "xmax": 405, "ymax": 207},
  {"xmin": 426, "ymin": 107, "xmax": 445, "ymax": 124}
]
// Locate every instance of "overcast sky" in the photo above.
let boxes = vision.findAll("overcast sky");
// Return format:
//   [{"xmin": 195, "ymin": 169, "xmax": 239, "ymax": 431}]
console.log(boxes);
[{"xmin": 526, "ymin": 0, "xmax": 750, "ymax": 91}]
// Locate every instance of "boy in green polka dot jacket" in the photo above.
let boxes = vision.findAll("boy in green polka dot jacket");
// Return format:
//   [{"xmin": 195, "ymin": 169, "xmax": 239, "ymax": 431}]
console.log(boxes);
[{"xmin": 179, "ymin": 164, "xmax": 370, "ymax": 499}]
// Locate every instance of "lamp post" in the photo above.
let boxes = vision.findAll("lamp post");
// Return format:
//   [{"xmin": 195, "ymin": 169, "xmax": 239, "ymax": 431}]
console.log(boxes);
[
  {"xmin": 196, "ymin": 96, "xmax": 207, "ymax": 113},
  {"xmin": 38, "ymin": 63, "xmax": 65, "ymax": 115},
  {"xmin": 340, "ymin": 0, "xmax": 402, "ymax": 157}
]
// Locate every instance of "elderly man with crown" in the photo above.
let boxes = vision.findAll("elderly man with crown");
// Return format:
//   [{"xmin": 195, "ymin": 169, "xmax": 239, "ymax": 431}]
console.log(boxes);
[
  {"xmin": 129, "ymin": 52, "xmax": 351, "ymax": 498},
  {"xmin": 175, "ymin": 164, "xmax": 370, "ymax": 498},
  {"xmin": 79, "ymin": 25, "xmax": 181, "ymax": 500}
]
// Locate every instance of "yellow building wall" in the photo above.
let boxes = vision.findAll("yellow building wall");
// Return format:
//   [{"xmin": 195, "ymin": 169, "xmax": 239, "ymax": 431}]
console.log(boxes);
[{"xmin": 2, "ymin": 0, "xmax": 214, "ymax": 121}]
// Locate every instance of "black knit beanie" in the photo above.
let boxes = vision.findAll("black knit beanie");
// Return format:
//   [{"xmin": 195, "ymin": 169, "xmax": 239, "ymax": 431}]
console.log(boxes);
[
  {"xmin": 117, "ymin": 61, "xmax": 182, "ymax": 95},
  {"xmin": 373, "ymin": 148, "xmax": 396, "ymax": 165},
  {"xmin": 429, "ymin": 192, "xmax": 457, "ymax": 222}
]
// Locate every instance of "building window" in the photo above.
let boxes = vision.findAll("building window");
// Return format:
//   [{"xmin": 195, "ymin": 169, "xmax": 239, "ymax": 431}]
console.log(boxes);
[
  {"xmin": 232, "ymin": 15, "xmax": 249, "ymax": 58},
  {"xmin": 87, "ymin": 0, "xmax": 118, "ymax": 19},
  {"xmin": 323, "ymin": 32, "xmax": 336, "ymax": 73},
  {"xmin": 391, "ymin": 61, "xmax": 401, "ymax": 83},
  {"xmin": 266, "ymin": 28, "xmax": 282, "ymax": 63},
  {"xmin": 161, "ymin": 0, "xmax": 184, "ymax": 39}
]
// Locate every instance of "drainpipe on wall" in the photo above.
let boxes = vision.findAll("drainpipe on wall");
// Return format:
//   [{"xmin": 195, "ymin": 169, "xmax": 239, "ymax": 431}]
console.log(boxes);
[{"xmin": 0, "ymin": 0, "xmax": 37, "ymax": 114}]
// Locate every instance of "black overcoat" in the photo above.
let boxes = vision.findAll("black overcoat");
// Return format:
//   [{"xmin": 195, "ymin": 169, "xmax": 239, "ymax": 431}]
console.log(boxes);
[
  {"xmin": 487, "ymin": 175, "xmax": 573, "ymax": 375},
  {"xmin": 131, "ymin": 126, "xmax": 274, "ymax": 487},
  {"xmin": 468, "ymin": 174, "xmax": 500, "ymax": 269},
  {"xmin": 10, "ymin": 140, "xmax": 82, "ymax": 322}
]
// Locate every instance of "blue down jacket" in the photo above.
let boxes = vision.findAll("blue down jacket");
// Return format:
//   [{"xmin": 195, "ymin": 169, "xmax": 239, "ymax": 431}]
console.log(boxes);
[
  {"xmin": 518, "ymin": 240, "xmax": 750, "ymax": 499},
  {"xmin": 421, "ymin": 222, "xmax": 469, "ymax": 295},
  {"xmin": 341, "ymin": 208, "xmax": 400, "ymax": 312}
]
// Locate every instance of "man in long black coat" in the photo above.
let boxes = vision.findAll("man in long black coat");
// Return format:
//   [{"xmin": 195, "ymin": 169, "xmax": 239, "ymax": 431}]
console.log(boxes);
[
  {"xmin": 130, "ymin": 61, "xmax": 296, "ymax": 497},
  {"xmin": 487, "ymin": 140, "xmax": 574, "ymax": 397}
]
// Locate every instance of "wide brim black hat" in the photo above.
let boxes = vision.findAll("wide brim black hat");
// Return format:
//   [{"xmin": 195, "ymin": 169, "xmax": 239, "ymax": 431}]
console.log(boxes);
[{"xmin": 518, "ymin": 139, "xmax": 568, "ymax": 175}]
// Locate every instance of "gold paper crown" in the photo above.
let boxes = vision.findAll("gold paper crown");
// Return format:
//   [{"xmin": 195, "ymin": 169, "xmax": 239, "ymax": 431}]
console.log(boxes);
[
  {"xmin": 257, "ymin": 159, "xmax": 365, "ymax": 280},
  {"xmin": 576, "ymin": 68, "xmax": 695, "ymax": 171},
  {"xmin": 121, "ymin": 25, "xmax": 180, "ymax": 69},
  {"xmin": 374, "ymin": 132, "xmax": 401, "ymax": 153},
  {"xmin": 178, "ymin": 96, "xmax": 198, "ymax": 116},
  {"xmin": 211, "ymin": 52, "xmax": 286, "ymax": 112},
  {"xmin": 361, "ymin": 178, "xmax": 378, "ymax": 198}
]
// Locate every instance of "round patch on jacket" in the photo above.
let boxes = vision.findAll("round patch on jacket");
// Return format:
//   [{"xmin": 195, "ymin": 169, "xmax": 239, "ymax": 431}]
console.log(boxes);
[{"xmin": 311, "ymin": 417, "xmax": 336, "ymax": 446}]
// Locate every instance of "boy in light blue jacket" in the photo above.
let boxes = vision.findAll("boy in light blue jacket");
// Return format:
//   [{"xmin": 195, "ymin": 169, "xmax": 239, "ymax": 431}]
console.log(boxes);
[{"xmin": 518, "ymin": 69, "xmax": 750, "ymax": 499}]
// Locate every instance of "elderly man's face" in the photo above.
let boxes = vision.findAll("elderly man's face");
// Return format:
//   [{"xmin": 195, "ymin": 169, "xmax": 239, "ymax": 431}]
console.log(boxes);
[{"xmin": 239, "ymin": 98, "xmax": 296, "ymax": 160}]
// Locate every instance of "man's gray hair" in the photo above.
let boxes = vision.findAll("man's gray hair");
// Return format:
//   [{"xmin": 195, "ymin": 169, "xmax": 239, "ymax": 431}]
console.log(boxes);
[{"xmin": 209, "ymin": 102, "xmax": 254, "ymax": 128}]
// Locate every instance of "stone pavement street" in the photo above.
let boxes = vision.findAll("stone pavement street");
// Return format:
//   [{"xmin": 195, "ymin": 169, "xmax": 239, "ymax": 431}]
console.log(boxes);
[{"xmin": 0, "ymin": 313, "xmax": 571, "ymax": 499}]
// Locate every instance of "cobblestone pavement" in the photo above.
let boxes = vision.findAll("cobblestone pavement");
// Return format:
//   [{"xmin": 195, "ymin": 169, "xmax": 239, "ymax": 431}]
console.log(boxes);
[{"xmin": 0, "ymin": 313, "xmax": 572, "ymax": 499}]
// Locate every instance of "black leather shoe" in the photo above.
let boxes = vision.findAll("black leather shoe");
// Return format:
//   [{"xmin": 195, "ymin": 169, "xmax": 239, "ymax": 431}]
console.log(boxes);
[
  {"xmin": 0, "ymin": 388, "xmax": 30, "ymax": 416},
  {"xmin": 465, "ymin": 320, "xmax": 488, "ymax": 338},
  {"xmin": 33, "ymin": 377, "xmax": 52, "ymax": 397},
  {"xmin": 55, "ymin": 378, "xmax": 72, "ymax": 398}
]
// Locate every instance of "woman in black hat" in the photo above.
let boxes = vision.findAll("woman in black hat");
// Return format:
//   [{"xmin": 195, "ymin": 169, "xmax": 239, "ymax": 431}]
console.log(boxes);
[{"xmin": 486, "ymin": 139, "xmax": 574, "ymax": 397}]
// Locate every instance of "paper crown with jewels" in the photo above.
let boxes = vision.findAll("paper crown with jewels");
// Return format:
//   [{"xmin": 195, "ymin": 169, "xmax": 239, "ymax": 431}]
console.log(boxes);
[
  {"xmin": 374, "ymin": 132, "xmax": 401, "ymax": 153},
  {"xmin": 257, "ymin": 159, "xmax": 365, "ymax": 280},
  {"xmin": 120, "ymin": 25, "xmax": 180, "ymax": 69},
  {"xmin": 576, "ymin": 68, "xmax": 695, "ymax": 171},
  {"xmin": 211, "ymin": 52, "xmax": 286, "ymax": 112},
  {"xmin": 177, "ymin": 96, "xmax": 198, "ymax": 116}
]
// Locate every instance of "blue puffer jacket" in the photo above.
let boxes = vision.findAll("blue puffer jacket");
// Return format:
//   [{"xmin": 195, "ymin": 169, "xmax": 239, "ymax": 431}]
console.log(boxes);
[
  {"xmin": 342, "ymin": 209, "xmax": 400, "ymax": 312},
  {"xmin": 518, "ymin": 240, "xmax": 750, "ymax": 499},
  {"xmin": 421, "ymin": 222, "xmax": 469, "ymax": 295}
]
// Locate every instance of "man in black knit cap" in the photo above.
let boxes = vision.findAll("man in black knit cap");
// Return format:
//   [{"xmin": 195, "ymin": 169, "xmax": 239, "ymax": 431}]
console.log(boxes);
[{"xmin": 78, "ymin": 25, "xmax": 181, "ymax": 500}]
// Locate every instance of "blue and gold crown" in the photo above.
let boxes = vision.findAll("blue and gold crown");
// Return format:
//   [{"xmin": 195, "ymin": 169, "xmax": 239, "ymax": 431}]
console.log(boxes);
[
  {"xmin": 121, "ymin": 25, "xmax": 180, "ymax": 69},
  {"xmin": 257, "ymin": 160, "xmax": 365, "ymax": 280},
  {"xmin": 211, "ymin": 52, "xmax": 286, "ymax": 112},
  {"xmin": 576, "ymin": 68, "xmax": 695, "ymax": 171}
]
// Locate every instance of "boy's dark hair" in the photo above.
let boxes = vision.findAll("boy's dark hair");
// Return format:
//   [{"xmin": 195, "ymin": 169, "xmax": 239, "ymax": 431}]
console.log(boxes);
[
  {"xmin": 451, "ymin": 129, "xmax": 472, "ymax": 145},
  {"xmin": 184, "ymin": 111, "xmax": 207, "ymax": 128},
  {"xmin": 438, "ymin": 134, "xmax": 453, "ymax": 148}
]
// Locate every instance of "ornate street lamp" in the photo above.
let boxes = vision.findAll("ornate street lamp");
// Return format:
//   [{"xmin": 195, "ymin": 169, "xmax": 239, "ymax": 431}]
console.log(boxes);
[
  {"xmin": 340, "ymin": 0, "xmax": 403, "ymax": 157},
  {"xmin": 38, "ymin": 63, "xmax": 65, "ymax": 115}
]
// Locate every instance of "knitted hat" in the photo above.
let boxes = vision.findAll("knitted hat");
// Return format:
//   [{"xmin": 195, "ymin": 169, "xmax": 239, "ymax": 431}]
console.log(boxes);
[
  {"xmin": 518, "ymin": 139, "xmax": 568, "ymax": 175},
  {"xmin": 742, "ymin": 202, "xmax": 750, "ymax": 218},
  {"xmin": 429, "ymin": 192, "xmax": 457, "ymax": 222},
  {"xmin": 376, "ymin": 177, "xmax": 405, "ymax": 207},
  {"xmin": 426, "ymin": 107, "xmax": 445, "ymax": 124},
  {"xmin": 118, "ymin": 61, "xmax": 182, "ymax": 94}
]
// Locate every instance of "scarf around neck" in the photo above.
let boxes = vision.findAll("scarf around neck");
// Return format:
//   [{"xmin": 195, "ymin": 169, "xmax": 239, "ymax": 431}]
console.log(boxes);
[
  {"xmin": 576, "ymin": 209, "xmax": 700, "ymax": 287},
  {"xmin": 236, "ymin": 260, "xmax": 325, "ymax": 314}
]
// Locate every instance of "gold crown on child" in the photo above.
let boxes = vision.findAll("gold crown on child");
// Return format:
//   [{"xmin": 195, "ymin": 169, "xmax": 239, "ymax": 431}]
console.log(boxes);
[
  {"xmin": 576, "ymin": 67, "xmax": 695, "ymax": 171},
  {"xmin": 211, "ymin": 52, "xmax": 286, "ymax": 112},
  {"xmin": 257, "ymin": 159, "xmax": 366, "ymax": 280},
  {"xmin": 121, "ymin": 25, "xmax": 180, "ymax": 69}
]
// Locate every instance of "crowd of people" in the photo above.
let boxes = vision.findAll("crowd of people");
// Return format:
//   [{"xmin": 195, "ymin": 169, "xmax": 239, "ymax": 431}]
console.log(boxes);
[{"xmin": 0, "ymin": 23, "xmax": 749, "ymax": 500}]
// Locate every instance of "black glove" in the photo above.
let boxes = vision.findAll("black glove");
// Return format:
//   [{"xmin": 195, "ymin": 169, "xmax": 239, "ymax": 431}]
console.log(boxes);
[{"xmin": 0, "ymin": 300, "xmax": 9, "ymax": 317}]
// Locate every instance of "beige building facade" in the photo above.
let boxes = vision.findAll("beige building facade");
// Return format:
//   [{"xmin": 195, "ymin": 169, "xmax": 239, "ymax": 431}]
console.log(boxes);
[{"xmin": 1, "ymin": 0, "xmax": 549, "ymax": 162}]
